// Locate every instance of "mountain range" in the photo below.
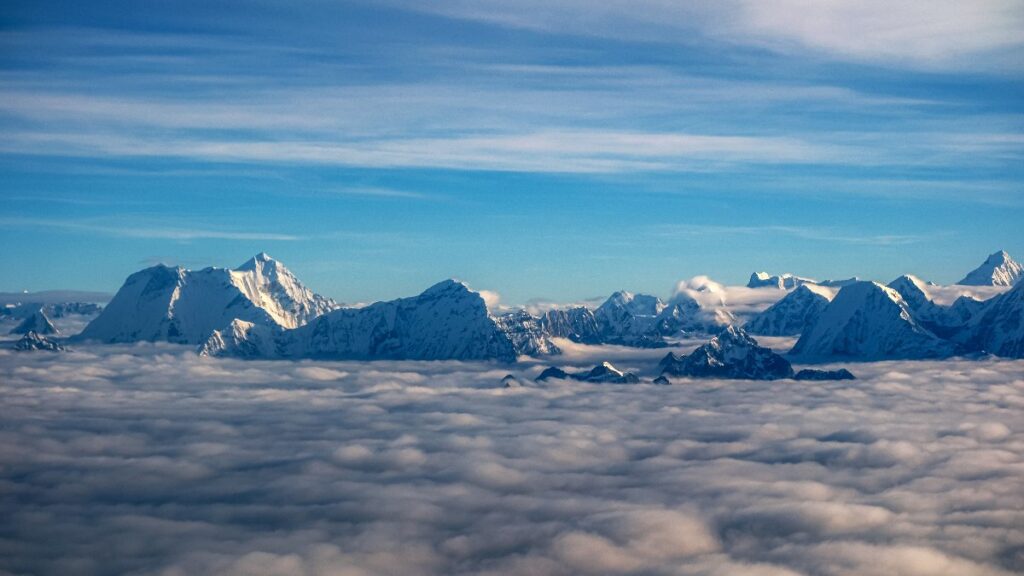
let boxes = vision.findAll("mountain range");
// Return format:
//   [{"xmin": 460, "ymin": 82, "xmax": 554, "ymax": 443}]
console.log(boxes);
[{"xmin": 58, "ymin": 250, "xmax": 1024, "ymax": 363}]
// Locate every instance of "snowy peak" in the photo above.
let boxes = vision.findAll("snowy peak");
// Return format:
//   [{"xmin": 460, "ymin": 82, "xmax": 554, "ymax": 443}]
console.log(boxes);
[
  {"xmin": 747, "ymin": 272, "xmax": 817, "ymax": 289},
  {"xmin": 13, "ymin": 331, "xmax": 66, "ymax": 352},
  {"xmin": 230, "ymin": 253, "xmax": 339, "ymax": 329},
  {"xmin": 660, "ymin": 326, "xmax": 794, "ymax": 380},
  {"xmin": 494, "ymin": 310, "xmax": 561, "ymax": 356},
  {"xmin": 10, "ymin": 308, "xmax": 58, "ymax": 336},
  {"xmin": 955, "ymin": 281, "xmax": 1024, "ymax": 357},
  {"xmin": 80, "ymin": 256, "xmax": 337, "ymax": 344},
  {"xmin": 593, "ymin": 291, "xmax": 667, "ymax": 347},
  {"xmin": 206, "ymin": 279, "xmax": 518, "ymax": 362},
  {"xmin": 791, "ymin": 281, "xmax": 958, "ymax": 360},
  {"xmin": 957, "ymin": 250, "xmax": 1023, "ymax": 286},
  {"xmin": 744, "ymin": 284, "xmax": 832, "ymax": 336}
]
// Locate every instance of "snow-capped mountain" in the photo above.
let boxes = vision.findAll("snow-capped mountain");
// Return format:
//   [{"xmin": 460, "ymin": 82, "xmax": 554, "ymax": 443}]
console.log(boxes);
[
  {"xmin": 204, "ymin": 279, "xmax": 518, "ymax": 362},
  {"xmin": 538, "ymin": 307, "xmax": 603, "ymax": 344},
  {"xmin": 233, "ymin": 253, "xmax": 339, "ymax": 328},
  {"xmin": 10, "ymin": 308, "xmax": 58, "ymax": 335},
  {"xmin": 747, "ymin": 272, "xmax": 817, "ymax": 289},
  {"xmin": 13, "ymin": 331, "xmax": 66, "ymax": 352},
  {"xmin": 79, "ymin": 254, "xmax": 338, "ymax": 344},
  {"xmin": 744, "ymin": 284, "xmax": 832, "ymax": 336},
  {"xmin": 659, "ymin": 326, "xmax": 794, "ymax": 380},
  {"xmin": 592, "ymin": 291, "xmax": 667, "ymax": 347},
  {"xmin": 494, "ymin": 310, "xmax": 560, "ymax": 356},
  {"xmin": 957, "ymin": 250, "xmax": 1023, "ymax": 287},
  {"xmin": 885, "ymin": 274, "xmax": 953, "ymax": 331},
  {"xmin": 790, "ymin": 281, "xmax": 959, "ymax": 360},
  {"xmin": 655, "ymin": 278, "xmax": 736, "ymax": 337},
  {"xmin": 955, "ymin": 281, "xmax": 1024, "ymax": 358},
  {"xmin": 748, "ymin": 272, "xmax": 859, "ymax": 289}
]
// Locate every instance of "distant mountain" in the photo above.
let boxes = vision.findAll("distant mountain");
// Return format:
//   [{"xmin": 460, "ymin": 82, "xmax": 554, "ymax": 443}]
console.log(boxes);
[
  {"xmin": 816, "ymin": 277, "xmax": 861, "ymax": 288},
  {"xmin": 204, "ymin": 279, "xmax": 518, "ymax": 362},
  {"xmin": 592, "ymin": 291, "xmax": 667, "ymax": 347},
  {"xmin": 9, "ymin": 309, "xmax": 58, "ymax": 336},
  {"xmin": 0, "ymin": 290, "xmax": 110, "ymax": 306},
  {"xmin": 494, "ymin": 310, "xmax": 560, "ymax": 356},
  {"xmin": 747, "ymin": 272, "xmax": 817, "ymax": 289},
  {"xmin": 955, "ymin": 281, "xmax": 1024, "ymax": 358},
  {"xmin": 790, "ymin": 281, "xmax": 959, "ymax": 360},
  {"xmin": 538, "ymin": 307, "xmax": 603, "ymax": 344},
  {"xmin": 747, "ymin": 272, "xmax": 860, "ymax": 289},
  {"xmin": 655, "ymin": 281, "xmax": 735, "ymax": 337},
  {"xmin": 659, "ymin": 326, "xmax": 794, "ymax": 380},
  {"xmin": 744, "ymin": 284, "xmax": 832, "ymax": 336},
  {"xmin": 13, "ymin": 331, "xmax": 66, "ymax": 352},
  {"xmin": 536, "ymin": 362, "xmax": 639, "ymax": 384},
  {"xmin": 884, "ymin": 274, "xmax": 962, "ymax": 337},
  {"xmin": 957, "ymin": 250, "xmax": 1023, "ymax": 287},
  {"xmin": 78, "ymin": 254, "xmax": 338, "ymax": 344}
]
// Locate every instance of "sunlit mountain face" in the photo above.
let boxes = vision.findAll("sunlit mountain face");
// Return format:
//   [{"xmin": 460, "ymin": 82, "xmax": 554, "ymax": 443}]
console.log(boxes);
[{"xmin": 1, "ymin": 2, "xmax": 1022, "ymax": 575}]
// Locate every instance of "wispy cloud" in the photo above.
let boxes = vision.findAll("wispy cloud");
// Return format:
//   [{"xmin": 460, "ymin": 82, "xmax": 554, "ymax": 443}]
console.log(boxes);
[
  {"xmin": 399, "ymin": 0, "xmax": 1024, "ymax": 71},
  {"xmin": 0, "ymin": 217, "xmax": 303, "ymax": 241},
  {"xmin": 649, "ymin": 223, "xmax": 940, "ymax": 246}
]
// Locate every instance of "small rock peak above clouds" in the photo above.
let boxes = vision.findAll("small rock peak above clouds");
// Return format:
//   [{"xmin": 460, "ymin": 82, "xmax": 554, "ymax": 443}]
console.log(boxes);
[
  {"xmin": 13, "ymin": 331, "xmax": 66, "ymax": 352},
  {"xmin": 500, "ymin": 374, "xmax": 525, "ymax": 388},
  {"xmin": 660, "ymin": 325, "xmax": 795, "ymax": 380},
  {"xmin": 744, "ymin": 284, "xmax": 833, "ymax": 336},
  {"xmin": 957, "ymin": 250, "xmax": 1023, "ymax": 287},
  {"xmin": 793, "ymin": 368, "xmax": 856, "ymax": 381},
  {"xmin": 535, "ymin": 361, "xmax": 639, "ymax": 384},
  {"xmin": 791, "ymin": 281, "xmax": 959, "ymax": 360},
  {"xmin": 9, "ymin": 308, "xmax": 59, "ymax": 336}
]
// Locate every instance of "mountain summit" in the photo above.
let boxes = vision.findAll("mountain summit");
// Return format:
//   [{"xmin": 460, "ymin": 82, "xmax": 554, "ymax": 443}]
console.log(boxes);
[
  {"xmin": 957, "ymin": 250, "xmax": 1023, "ymax": 287},
  {"xmin": 790, "ymin": 281, "xmax": 958, "ymax": 360},
  {"xmin": 78, "ymin": 254, "xmax": 338, "ymax": 344},
  {"xmin": 203, "ymin": 279, "xmax": 518, "ymax": 362}
]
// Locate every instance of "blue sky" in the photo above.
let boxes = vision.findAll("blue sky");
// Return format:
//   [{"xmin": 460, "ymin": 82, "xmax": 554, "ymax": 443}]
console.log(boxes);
[{"xmin": 1, "ymin": 0, "xmax": 1022, "ymax": 305}]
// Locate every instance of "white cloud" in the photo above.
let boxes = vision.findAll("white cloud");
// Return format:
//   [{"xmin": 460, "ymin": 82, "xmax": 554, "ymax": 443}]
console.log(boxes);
[
  {"xmin": 0, "ymin": 344, "xmax": 1021, "ymax": 575},
  {"xmin": 401, "ymin": 0, "xmax": 1024, "ymax": 71}
]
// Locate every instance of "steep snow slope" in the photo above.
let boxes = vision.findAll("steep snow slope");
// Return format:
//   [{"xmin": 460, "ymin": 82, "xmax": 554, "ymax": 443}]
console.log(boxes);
[
  {"xmin": 232, "ymin": 253, "xmax": 338, "ymax": 328},
  {"xmin": 205, "ymin": 280, "xmax": 518, "ymax": 362},
  {"xmin": 957, "ymin": 250, "xmax": 1023, "ymax": 286},
  {"xmin": 790, "ymin": 281, "xmax": 959, "ymax": 360},
  {"xmin": 955, "ymin": 281, "xmax": 1024, "ymax": 358},
  {"xmin": 79, "ymin": 254, "xmax": 337, "ymax": 344},
  {"xmin": 10, "ymin": 309, "xmax": 58, "ymax": 336},
  {"xmin": 744, "ymin": 284, "xmax": 832, "ymax": 336}
]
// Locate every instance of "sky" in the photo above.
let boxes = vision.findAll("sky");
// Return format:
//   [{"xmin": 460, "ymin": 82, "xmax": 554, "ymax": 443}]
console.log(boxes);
[{"xmin": 0, "ymin": 0, "xmax": 1022, "ymax": 305}]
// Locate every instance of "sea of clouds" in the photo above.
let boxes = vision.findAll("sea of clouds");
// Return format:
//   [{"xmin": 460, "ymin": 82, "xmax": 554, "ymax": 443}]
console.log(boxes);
[{"xmin": 1, "ymin": 343, "xmax": 1022, "ymax": 576}]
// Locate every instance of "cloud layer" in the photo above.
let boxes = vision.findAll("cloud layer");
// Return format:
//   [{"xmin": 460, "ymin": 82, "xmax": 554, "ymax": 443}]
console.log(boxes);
[{"xmin": 1, "ymin": 344, "xmax": 1021, "ymax": 575}]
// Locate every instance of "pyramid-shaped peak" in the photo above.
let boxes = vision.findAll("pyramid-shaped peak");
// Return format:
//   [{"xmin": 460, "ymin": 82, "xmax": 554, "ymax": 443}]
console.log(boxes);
[
  {"xmin": 236, "ymin": 252, "xmax": 279, "ymax": 271},
  {"xmin": 987, "ymin": 250, "xmax": 1011, "ymax": 263}
]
